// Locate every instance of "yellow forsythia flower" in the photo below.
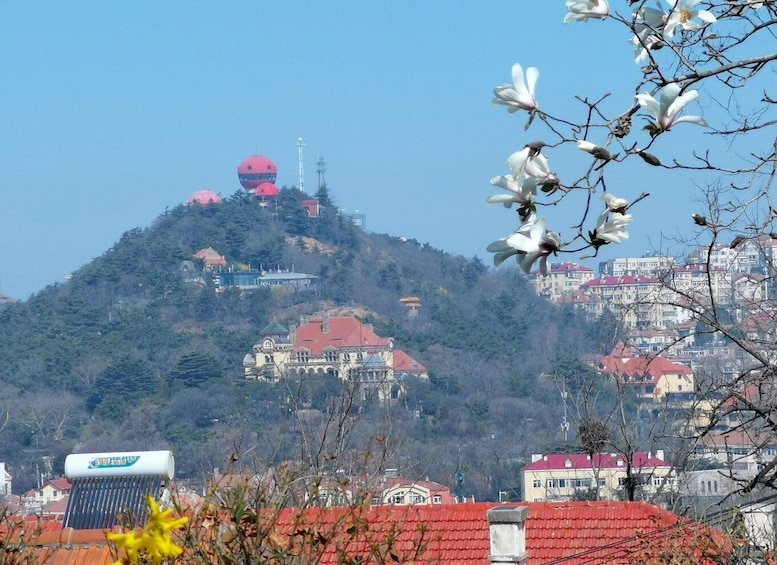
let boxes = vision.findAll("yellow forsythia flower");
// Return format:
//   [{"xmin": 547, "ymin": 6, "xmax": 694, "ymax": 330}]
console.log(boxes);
[{"xmin": 107, "ymin": 495, "xmax": 188, "ymax": 565}]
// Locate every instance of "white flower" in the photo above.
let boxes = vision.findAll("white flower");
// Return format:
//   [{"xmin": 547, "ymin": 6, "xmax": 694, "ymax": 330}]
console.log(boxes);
[
  {"xmin": 636, "ymin": 83, "xmax": 708, "ymax": 132},
  {"xmin": 493, "ymin": 64, "xmax": 539, "ymax": 113},
  {"xmin": 576, "ymin": 140, "xmax": 599, "ymax": 154},
  {"xmin": 664, "ymin": 0, "xmax": 717, "ymax": 38},
  {"xmin": 487, "ymin": 174, "xmax": 536, "ymax": 208},
  {"xmin": 503, "ymin": 215, "xmax": 562, "ymax": 275},
  {"xmin": 602, "ymin": 193, "xmax": 629, "ymax": 212},
  {"xmin": 593, "ymin": 211, "xmax": 633, "ymax": 245},
  {"xmin": 506, "ymin": 147, "xmax": 556, "ymax": 184},
  {"xmin": 631, "ymin": 24, "xmax": 664, "ymax": 63},
  {"xmin": 564, "ymin": 0, "xmax": 609, "ymax": 23}
]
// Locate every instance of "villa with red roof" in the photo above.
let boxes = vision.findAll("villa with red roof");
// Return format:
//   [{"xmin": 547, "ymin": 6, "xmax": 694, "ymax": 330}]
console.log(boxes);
[
  {"xmin": 244, "ymin": 315, "xmax": 426, "ymax": 400},
  {"xmin": 522, "ymin": 451, "xmax": 675, "ymax": 503},
  {"xmin": 598, "ymin": 351, "xmax": 695, "ymax": 402}
]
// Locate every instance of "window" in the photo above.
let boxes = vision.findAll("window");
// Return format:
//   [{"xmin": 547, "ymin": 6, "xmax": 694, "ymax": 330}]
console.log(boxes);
[
  {"xmin": 371, "ymin": 495, "xmax": 382, "ymax": 505},
  {"xmin": 296, "ymin": 350, "xmax": 310, "ymax": 363},
  {"xmin": 408, "ymin": 493, "xmax": 425, "ymax": 504},
  {"xmin": 652, "ymin": 477, "xmax": 663, "ymax": 487},
  {"xmin": 598, "ymin": 479, "xmax": 605, "ymax": 487},
  {"xmin": 324, "ymin": 349, "xmax": 338, "ymax": 363},
  {"xmin": 532, "ymin": 479, "xmax": 541, "ymax": 488},
  {"xmin": 547, "ymin": 479, "xmax": 566, "ymax": 488},
  {"xmin": 433, "ymin": 495, "xmax": 442, "ymax": 504},
  {"xmin": 571, "ymin": 479, "xmax": 592, "ymax": 488},
  {"xmin": 618, "ymin": 478, "xmax": 627, "ymax": 486},
  {"xmin": 391, "ymin": 492, "xmax": 404, "ymax": 504}
]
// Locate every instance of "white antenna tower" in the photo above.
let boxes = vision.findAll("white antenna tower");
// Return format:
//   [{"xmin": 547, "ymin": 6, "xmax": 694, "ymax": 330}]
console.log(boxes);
[{"xmin": 297, "ymin": 137, "xmax": 305, "ymax": 192}]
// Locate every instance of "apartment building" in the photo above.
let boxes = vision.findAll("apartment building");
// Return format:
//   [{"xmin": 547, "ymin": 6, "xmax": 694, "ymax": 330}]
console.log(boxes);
[{"xmin": 522, "ymin": 451, "xmax": 674, "ymax": 502}]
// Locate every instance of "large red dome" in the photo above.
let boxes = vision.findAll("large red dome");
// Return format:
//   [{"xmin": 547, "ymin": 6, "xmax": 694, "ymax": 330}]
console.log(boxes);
[
  {"xmin": 188, "ymin": 189, "xmax": 222, "ymax": 206},
  {"xmin": 238, "ymin": 155, "xmax": 277, "ymax": 190}
]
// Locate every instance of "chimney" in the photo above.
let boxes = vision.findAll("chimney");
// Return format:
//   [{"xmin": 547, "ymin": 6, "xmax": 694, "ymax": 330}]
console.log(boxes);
[
  {"xmin": 288, "ymin": 324, "xmax": 297, "ymax": 345},
  {"xmin": 531, "ymin": 454, "xmax": 542, "ymax": 463},
  {"xmin": 656, "ymin": 449, "xmax": 665, "ymax": 461},
  {"xmin": 487, "ymin": 506, "xmax": 529, "ymax": 565},
  {"xmin": 322, "ymin": 313, "xmax": 330, "ymax": 334}
]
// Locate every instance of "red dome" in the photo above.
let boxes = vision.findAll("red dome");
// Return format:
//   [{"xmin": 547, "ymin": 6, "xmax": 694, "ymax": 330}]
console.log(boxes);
[
  {"xmin": 188, "ymin": 189, "xmax": 223, "ymax": 206},
  {"xmin": 255, "ymin": 182, "xmax": 279, "ymax": 197},
  {"xmin": 238, "ymin": 155, "xmax": 278, "ymax": 190}
]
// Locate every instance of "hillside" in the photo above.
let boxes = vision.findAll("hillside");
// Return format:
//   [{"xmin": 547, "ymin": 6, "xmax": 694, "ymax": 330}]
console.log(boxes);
[{"xmin": 0, "ymin": 187, "xmax": 614, "ymax": 497}]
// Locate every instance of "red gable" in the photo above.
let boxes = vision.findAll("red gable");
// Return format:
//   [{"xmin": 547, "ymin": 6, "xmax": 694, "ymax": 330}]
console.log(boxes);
[{"xmin": 294, "ymin": 316, "xmax": 391, "ymax": 355}]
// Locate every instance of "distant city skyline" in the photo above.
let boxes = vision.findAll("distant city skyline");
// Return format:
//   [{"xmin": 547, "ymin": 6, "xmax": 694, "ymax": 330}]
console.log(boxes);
[{"xmin": 0, "ymin": 2, "xmax": 759, "ymax": 300}]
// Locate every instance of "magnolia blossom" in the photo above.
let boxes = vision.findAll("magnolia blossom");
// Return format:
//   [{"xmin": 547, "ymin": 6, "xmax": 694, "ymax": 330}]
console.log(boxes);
[
  {"xmin": 487, "ymin": 215, "xmax": 561, "ymax": 273},
  {"xmin": 636, "ymin": 83, "xmax": 708, "ymax": 132},
  {"xmin": 487, "ymin": 174, "xmax": 536, "ymax": 208},
  {"xmin": 664, "ymin": 0, "xmax": 717, "ymax": 37},
  {"xmin": 602, "ymin": 193, "xmax": 629, "ymax": 212},
  {"xmin": 593, "ymin": 211, "xmax": 633, "ymax": 244},
  {"xmin": 576, "ymin": 140, "xmax": 599, "ymax": 154},
  {"xmin": 564, "ymin": 0, "xmax": 609, "ymax": 23},
  {"xmin": 493, "ymin": 64, "xmax": 539, "ymax": 113},
  {"xmin": 506, "ymin": 147, "xmax": 556, "ymax": 185},
  {"xmin": 631, "ymin": 24, "xmax": 664, "ymax": 63}
]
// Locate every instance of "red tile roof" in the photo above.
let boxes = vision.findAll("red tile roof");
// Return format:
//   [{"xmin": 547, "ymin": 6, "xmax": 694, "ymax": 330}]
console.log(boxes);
[
  {"xmin": 392, "ymin": 349, "xmax": 426, "ymax": 373},
  {"xmin": 294, "ymin": 317, "xmax": 391, "ymax": 355},
  {"xmin": 9, "ymin": 501, "xmax": 731, "ymax": 565},
  {"xmin": 523, "ymin": 452, "xmax": 670, "ymax": 472},
  {"xmin": 599, "ymin": 355, "xmax": 692, "ymax": 383}
]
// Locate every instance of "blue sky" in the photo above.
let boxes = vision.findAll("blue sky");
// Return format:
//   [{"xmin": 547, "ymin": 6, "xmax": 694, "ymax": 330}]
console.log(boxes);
[{"xmin": 0, "ymin": 2, "xmax": 747, "ymax": 299}]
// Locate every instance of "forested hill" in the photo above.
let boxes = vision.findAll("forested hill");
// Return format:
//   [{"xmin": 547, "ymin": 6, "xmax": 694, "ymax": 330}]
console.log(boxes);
[{"xmin": 0, "ymin": 186, "xmax": 614, "ymax": 496}]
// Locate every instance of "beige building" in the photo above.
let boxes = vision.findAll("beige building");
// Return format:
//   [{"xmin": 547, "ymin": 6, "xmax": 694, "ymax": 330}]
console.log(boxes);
[
  {"xmin": 244, "ymin": 315, "xmax": 427, "ymax": 400},
  {"xmin": 599, "ymin": 256, "xmax": 675, "ymax": 277},
  {"xmin": 582, "ymin": 275, "xmax": 688, "ymax": 328},
  {"xmin": 597, "ymin": 350, "xmax": 695, "ymax": 402},
  {"xmin": 522, "ymin": 451, "xmax": 674, "ymax": 502},
  {"xmin": 531, "ymin": 262, "xmax": 595, "ymax": 302}
]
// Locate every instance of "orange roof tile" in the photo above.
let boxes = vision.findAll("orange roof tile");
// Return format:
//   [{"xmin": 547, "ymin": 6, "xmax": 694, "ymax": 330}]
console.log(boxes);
[
  {"xmin": 12, "ymin": 501, "xmax": 729, "ymax": 565},
  {"xmin": 294, "ymin": 317, "xmax": 391, "ymax": 355}
]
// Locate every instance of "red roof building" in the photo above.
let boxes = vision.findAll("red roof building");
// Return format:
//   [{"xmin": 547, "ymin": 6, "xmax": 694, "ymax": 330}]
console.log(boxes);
[{"xmin": 7, "ymin": 501, "xmax": 731, "ymax": 564}]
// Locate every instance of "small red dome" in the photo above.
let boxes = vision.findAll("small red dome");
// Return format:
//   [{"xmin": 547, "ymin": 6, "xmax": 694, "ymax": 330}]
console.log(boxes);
[
  {"xmin": 188, "ymin": 189, "xmax": 223, "ymax": 206},
  {"xmin": 238, "ymin": 155, "xmax": 278, "ymax": 190},
  {"xmin": 255, "ymin": 182, "xmax": 279, "ymax": 197}
]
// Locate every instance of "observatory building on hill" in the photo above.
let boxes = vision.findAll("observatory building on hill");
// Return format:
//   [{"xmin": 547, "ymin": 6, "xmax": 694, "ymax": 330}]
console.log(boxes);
[{"xmin": 238, "ymin": 154, "xmax": 280, "ymax": 205}]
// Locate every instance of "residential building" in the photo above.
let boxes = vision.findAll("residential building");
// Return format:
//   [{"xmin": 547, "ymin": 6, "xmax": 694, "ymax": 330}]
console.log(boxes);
[
  {"xmin": 522, "ymin": 451, "xmax": 674, "ymax": 502},
  {"xmin": 692, "ymin": 430, "xmax": 777, "ymax": 478},
  {"xmin": 598, "ymin": 354, "xmax": 695, "ymax": 402},
  {"xmin": 371, "ymin": 477, "xmax": 455, "ymax": 506},
  {"xmin": 193, "ymin": 247, "xmax": 227, "ymax": 269},
  {"xmin": 664, "ymin": 264, "xmax": 732, "ymax": 306},
  {"xmin": 582, "ymin": 274, "xmax": 687, "ymax": 328},
  {"xmin": 22, "ymin": 479, "xmax": 71, "ymax": 512},
  {"xmin": 0, "ymin": 463, "xmax": 10, "ymax": 495},
  {"xmin": 599, "ymin": 255, "xmax": 676, "ymax": 277},
  {"xmin": 243, "ymin": 315, "xmax": 426, "ymax": 400},
  {"xmin": 530, "ymin": 262, "xmax": 595, "ymax": 302}
]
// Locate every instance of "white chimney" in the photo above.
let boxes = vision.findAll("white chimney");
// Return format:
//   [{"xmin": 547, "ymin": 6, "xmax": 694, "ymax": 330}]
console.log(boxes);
[
  {"xmin": 656, "ymin": 449, "xmax": 665, "ymax": 461},
  {"xmin": 487, "ymin": 506, "xmax": 529, "ymax": 565},
  {"xmin": 531, "ymin": 454, "xmax": 542, "ymax": 463}
]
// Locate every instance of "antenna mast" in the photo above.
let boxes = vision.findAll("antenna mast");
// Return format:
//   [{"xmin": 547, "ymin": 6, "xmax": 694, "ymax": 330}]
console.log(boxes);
[
  {"xmin": 316, "ymin": 155, "xmax": 326, "ymax": 191},
  {"xmin": 297, "ymin": 137, "xmax": 305, "ymax": 192}
]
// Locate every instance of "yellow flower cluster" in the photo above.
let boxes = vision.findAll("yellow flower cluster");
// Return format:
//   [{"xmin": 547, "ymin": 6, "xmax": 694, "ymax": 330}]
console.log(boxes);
[{"xmin": 106, "ymin": 495, "xmax": 188, "ymax": 565}]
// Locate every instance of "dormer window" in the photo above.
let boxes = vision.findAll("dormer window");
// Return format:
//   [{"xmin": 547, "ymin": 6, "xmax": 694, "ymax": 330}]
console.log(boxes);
[
  {"xmin": 564, "ymin": 459, "xmax": 572, "ymax": 468},
  {"xmin": 324, "ymin": 349, "xmax": 338, "ymax": 363},
  {"xmin": 296, "ymin": 350, "xmax": 310, "ymax": 363}
]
